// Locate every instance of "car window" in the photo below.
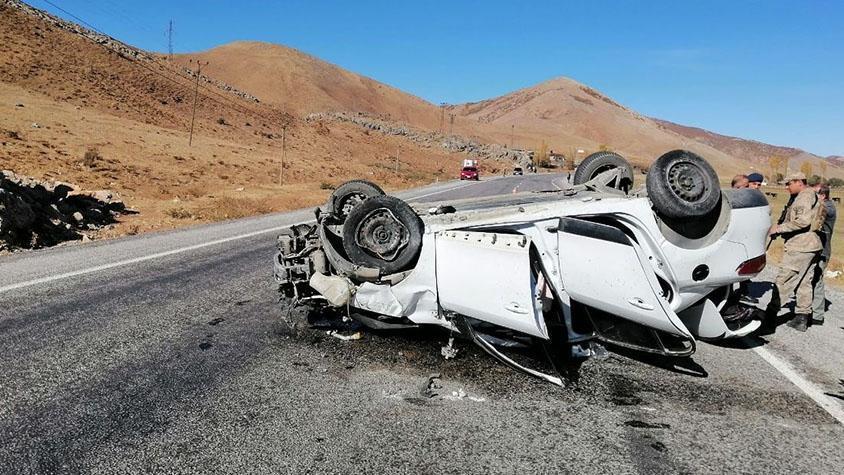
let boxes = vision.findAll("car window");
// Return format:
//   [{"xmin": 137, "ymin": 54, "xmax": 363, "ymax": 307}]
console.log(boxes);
[{"xmin": 462, "ymin": 167, "xmax": 477, "ymax": 172}]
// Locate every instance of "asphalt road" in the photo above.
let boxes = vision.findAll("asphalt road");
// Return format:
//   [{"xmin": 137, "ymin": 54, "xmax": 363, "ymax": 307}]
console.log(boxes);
[{"xmin": 1, "ymin": 173, "xmax": 843, "ymax": 474}]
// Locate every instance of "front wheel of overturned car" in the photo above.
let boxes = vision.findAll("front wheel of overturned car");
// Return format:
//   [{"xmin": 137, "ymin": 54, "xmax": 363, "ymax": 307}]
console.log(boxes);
[
  {"xmin": 328, "ymin": 179, "xmax": 385, "ymax": 221},
  {"xmin": 342, "ymin": 195, "xmax": 423, "ymax": 275},
  {"xmin": 572, "ymin": 151, "xmax": 634, "ymax": 191},
  {"xmin": 646, "ymin": 149, "xmax": 721, "ymax": 219}
]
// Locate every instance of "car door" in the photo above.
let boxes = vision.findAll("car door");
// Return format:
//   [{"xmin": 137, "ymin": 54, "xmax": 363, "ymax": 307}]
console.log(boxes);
[
  {"xmin": 555, "ymin": 217, "xmax": 692, "ymax": 338},
  {"xmin": 435, "ymin": 230, "xmax": 549, "ymax": 339}
]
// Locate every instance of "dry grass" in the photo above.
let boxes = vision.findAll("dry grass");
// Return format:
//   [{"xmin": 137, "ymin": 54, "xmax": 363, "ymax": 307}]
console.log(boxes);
[
  {"xmin": 194, "ymin": 196, "xmax": 272, "ymax": 221},
  {"xmin": 82, "ymin": 148, "xmax": 100, "ymax": 168},
  {"xmin": 166, "ymin": 206, "xmax": 194, "ymax": 220}
]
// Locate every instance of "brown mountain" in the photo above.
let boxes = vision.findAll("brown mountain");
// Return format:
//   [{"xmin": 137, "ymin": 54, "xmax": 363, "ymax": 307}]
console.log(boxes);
[
  {"xmin": 175, "ymin": 42, "xmax": 442, "ymax": 130},
  {"xmin": 653, "ymin": 118, "xmax": 839, "ymax": 176},
  {"xmin": 175, "ymin": 39, "xmax": 844, "ymax": 179},
  {"xmin": 448, "ymin": 77, "xmax": 753, "ymax": 174}
]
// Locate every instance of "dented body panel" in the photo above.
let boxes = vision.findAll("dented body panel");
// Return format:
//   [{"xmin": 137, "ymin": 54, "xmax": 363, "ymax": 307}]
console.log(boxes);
[{"xmin": 274, "ymin": 179, "xmax": 771, "ymax": 384}]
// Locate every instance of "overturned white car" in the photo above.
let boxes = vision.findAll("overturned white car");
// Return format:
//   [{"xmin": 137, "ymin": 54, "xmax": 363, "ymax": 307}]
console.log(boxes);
[{"xmin": 274, "ymin": 150, "xmax": 770, "ymax": 385}]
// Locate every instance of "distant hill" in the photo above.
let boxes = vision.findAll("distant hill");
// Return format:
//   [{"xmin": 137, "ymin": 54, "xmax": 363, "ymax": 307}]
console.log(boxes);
[
  {"xmin": 175, "ymin": 41, "xmax": 842, "ymax": 179},
  {"xmin": 449, "ymin": 77, "xmax": 752, "ymax": 174},
  {"xmin": 176, "ymin": 42, "xmax": 442, "ymax": 130},
  {"xmin": 652, "ymin": 118, "xmax": 839, "ymax": 176}
]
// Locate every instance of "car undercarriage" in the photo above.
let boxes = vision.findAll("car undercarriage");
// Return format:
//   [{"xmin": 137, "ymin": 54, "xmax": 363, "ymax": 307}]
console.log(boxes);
[{"xmin": 273, "ymin": 150, "xmax": 771, "ymax": 385}]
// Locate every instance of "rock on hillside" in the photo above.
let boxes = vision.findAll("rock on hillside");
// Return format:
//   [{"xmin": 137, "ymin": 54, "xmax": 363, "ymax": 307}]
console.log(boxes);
[{"xmin": 308, "ymin": 112, "xmax": 533, "ymax": 167}]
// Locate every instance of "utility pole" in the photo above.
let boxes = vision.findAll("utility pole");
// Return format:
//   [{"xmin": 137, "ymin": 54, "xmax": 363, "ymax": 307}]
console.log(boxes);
[
  {"xmin": 166, "ymin": 20, "xmax": 174, "ymax": 59},
  {"xmin": 395, "ymin": 144, "xmax": 400, "ymax": 174},
  {"xmin": 279, "ymin": 126, "xmax": 287, "ymax": 185},
  {"xmin": 439, "ymin": 103, "xmax": 446, "ymax": 134},
  {"xmin": 449, "ymin": 114, "xmax": 454, "ymax": 136},
  {"xmin": 510, "ymin": 124, "xmax": 514, "ymax": 148},
  {"xmin": 188, "ymin": 60, "xmax": 207, "ymax": 147}
]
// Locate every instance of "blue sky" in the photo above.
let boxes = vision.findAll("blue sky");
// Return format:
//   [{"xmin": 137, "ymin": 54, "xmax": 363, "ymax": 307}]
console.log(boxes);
[{"xmin": 30, "ymin": 0, "xmax": 844, "ymax": 156}]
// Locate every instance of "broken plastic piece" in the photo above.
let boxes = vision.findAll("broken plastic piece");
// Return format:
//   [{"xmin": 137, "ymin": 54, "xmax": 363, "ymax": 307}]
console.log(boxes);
[
  {"xmin": 440, "ymin": 337, "xmax": 458, "ymax": 359},
  {"xmin": 327, "ymin": 330, "xmax": 363, "ymax": 341},
  {"xmin": 309, "ymin": 273, "xmax": 353, "ymax": 307}
]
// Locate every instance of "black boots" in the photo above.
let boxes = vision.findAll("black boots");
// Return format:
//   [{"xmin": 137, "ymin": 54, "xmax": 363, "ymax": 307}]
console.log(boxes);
[{"xmin": 786, "ymin": 313, "xmax": 809, "ymax": 332}]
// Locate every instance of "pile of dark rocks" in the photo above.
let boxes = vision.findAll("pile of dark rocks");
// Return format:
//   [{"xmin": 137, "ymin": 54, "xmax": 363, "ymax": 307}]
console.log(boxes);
[{"xmin": 0, "ymin": 171, "xmax": 128, "ymax": 250}]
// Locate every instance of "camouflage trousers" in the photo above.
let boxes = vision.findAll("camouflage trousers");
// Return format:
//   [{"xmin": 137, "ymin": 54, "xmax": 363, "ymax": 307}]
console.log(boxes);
[
  {"xmin": 812, "ymin": 258, "xmax": 828, "ymax": 320},
  {"xmin": 769, "ymin": 250, "xmax": 819, "ymax": 315}
]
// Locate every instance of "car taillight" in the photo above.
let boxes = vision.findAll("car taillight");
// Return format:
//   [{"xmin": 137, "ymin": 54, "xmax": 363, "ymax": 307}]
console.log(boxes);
[{"xmin": 737, "ymin": 254, "xmax": 766, "ymax": 275}]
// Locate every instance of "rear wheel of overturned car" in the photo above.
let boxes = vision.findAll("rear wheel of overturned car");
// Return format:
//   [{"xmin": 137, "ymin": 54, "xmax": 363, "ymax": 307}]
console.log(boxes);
[
  {"xmin": 329, "ymin": 180, "xmax": 385, "ymax": 221},
  {"xmin": 342, "ymin": 195, "xmax": 423, "ymax": 275},
  {"xmin": 646, "ymin": 149, "xmax": 721, "ymax": 219},
  {"xmin": 572, "ymin": 151, "xmax": 634, "ymax": 191}
]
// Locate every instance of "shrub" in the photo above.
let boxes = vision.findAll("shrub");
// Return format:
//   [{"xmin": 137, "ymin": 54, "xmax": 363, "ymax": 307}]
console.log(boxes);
[
  {"xmin": 319, "ymin": 182, "xmax": 335, "ymax": 190},
  {"xmin": 217, "ymin": 117, "xmax": 227, "ymax": 125},
  {"xmin": 166, "ymin": 207, "xmax": 194, "ymax": 219},
  {"xmin": 196, "ymin": 197, "xmax": 271, "ymax": 220},
  {"xmin": 82, "ymin": 148, "xmax": 100, "ymax": 167}
]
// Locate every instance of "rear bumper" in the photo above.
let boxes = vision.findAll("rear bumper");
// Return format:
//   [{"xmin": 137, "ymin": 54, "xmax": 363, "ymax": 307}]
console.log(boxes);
[{"xmin": 677, "ymin": 285, "xmax": 761, "ymax": 339}]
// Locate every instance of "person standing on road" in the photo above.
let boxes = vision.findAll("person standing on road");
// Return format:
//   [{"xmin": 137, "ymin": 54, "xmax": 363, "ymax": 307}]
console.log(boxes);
[
  {"xmin": 811, "ymin": 184, "xmax": 836, "ymax": 325},
  {"xmin": 763, "ymin": 172, "xmax": 825, "ymax": 333},
  {"xmin": 747, "ymin": 172, "xmax": 764, "ymax": 189},
  {"xmin": 732, "ymin": 174, "xmax": 749, "ymax": 188}
]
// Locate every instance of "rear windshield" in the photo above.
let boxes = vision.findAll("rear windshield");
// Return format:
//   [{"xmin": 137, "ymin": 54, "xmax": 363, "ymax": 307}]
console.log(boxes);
[
  {"xmin": 514, "ymin": 167, "xmax": 523, "ymax": 171},
  {"xmin": 462, "ymin": 167, "xmax": 477, "ymax": 172}
]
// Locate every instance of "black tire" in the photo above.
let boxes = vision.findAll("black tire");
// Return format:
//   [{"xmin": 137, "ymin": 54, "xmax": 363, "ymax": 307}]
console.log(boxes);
[
  {"xmin": 342, "ymin": 195, "xmax": 423, "ymax": 275},
  {"xmin": 573, "ymin": 151, "xmax": 634, "ymax": 191},
  {"xmin": 646, "ymin": 150, "xmax": 721, "ymax": 219},
  {"xmin": 329, "ymin": 180, "xmax": 385, "ymax": 220}
]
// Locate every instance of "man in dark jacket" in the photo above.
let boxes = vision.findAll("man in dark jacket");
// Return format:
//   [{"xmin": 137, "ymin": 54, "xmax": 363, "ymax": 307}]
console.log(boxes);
[{"xmin": 811, "ymin": 184, "xmax": 836, "ymax": 324}]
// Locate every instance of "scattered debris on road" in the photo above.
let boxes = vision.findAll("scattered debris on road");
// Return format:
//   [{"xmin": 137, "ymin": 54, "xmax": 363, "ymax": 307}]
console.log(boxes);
[
  {"xmin": 440, "ymin": 337, "xmax": 459, "ymax": 360},
  {"xmin": 328, "ymin": 330, "xmax": 363, "ymax": 341}
]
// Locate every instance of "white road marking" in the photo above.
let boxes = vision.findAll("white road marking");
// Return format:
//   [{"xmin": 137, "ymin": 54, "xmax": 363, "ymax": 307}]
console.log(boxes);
[
  {"xmin": 0, "ymin": 221, "xmax": 310, "ymax": 294},
  {"xmin": 752, "ymin": 345, "xmax": 844, "ymax": 425},
  {"xmin": 0, "ymin": 180, "xmax": 475, "ymax": 294},
  {"xmin": 405, "ymin": 181, "xmax": 478, "ymax": 201}
]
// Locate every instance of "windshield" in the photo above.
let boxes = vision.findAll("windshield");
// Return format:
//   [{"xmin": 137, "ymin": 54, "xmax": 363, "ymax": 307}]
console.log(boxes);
[{"xmin": 462, "ymin": 167, "xmax": 477, "ymax": 172}]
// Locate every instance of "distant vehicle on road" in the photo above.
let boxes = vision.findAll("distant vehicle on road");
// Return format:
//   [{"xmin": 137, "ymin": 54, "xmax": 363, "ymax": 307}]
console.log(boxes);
[
  {"xmin": 513, "ymin": 167, "xmax": 523, "ymax": 175},
  {"xmin": 460, "ymin": 166, "xmax": 479, "ymax": 180}
]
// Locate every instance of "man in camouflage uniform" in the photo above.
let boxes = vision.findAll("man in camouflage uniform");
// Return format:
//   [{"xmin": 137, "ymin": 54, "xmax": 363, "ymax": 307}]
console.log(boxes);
[
  {"xmin": 811, "ymin": 184, "xmax": 836, "ymax": 324},
  {"xmin": 764, "ymin": 172, "xmax": 823, "ymax": 332}
]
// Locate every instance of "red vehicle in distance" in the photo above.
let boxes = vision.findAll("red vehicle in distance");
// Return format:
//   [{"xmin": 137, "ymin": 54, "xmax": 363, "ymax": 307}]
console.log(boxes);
[{"xmin": 460, "ymin": 166, "xmax": 479, "ymax": 180}]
